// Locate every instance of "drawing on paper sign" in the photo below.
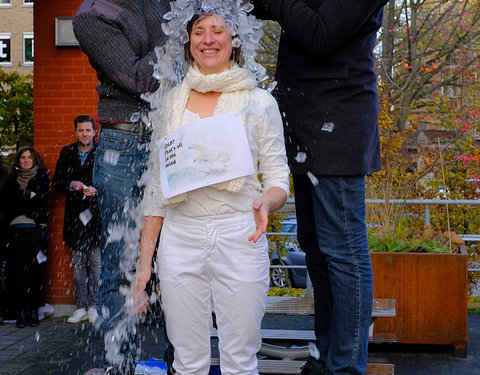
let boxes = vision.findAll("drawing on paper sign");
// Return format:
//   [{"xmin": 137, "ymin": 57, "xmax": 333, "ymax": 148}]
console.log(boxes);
[{"xmin": 159, "ymin": 111, "xmax": 255, "ymax": 198}]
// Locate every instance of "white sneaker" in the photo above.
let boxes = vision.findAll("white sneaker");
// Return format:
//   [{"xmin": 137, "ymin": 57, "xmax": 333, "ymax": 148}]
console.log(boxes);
[
  {"xmin": 38, "ymin": 303, "xmax": 55, "ymax": 320},
  {"xmin": 67, "ymin": 308, "xmax": 88, "ymax": 323},
  {"xmin": 43, "ymin": 303, "xmax": 54, "ymax": 316},
  {"xmin": 87, "ymin": 307, "xmax": 98, "ymax": 324}
]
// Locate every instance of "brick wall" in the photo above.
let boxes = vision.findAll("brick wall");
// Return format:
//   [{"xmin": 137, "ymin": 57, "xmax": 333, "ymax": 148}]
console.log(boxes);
[{"xmin": 34, "ymin": 1, "xmax": 98, "ymax": 305}]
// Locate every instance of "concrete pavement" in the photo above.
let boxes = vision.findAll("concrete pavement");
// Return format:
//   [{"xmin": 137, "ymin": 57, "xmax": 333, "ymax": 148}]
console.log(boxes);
[{"xmin": 1, "ymin": 313, "xmax": 479, "ymax": 375}]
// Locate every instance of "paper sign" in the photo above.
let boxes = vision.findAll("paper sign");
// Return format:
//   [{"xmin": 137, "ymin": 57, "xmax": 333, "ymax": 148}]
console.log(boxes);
[{"xmin": 158, "ymin": 111, "xmax": 255, "ymax": 198}]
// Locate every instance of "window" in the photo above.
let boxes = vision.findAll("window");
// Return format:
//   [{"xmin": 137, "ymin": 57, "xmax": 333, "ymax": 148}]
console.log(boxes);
[
  {"xmin": 23, "ymin": 0, "xmax": 33, "ymax": 6},
  {"xmin": 0, "ymin": 0, "xmax": 12, "ymax": 7},
  {"xmin": 23, "ymin": 33, "xmax": 34, "ymax": 65},
  {"xmin": 0, "ymin": 34, "xmax": 11, "ymax": 66}
]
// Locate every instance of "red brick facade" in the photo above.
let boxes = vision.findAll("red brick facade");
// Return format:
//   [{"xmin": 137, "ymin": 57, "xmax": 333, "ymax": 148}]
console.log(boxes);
[{"xmin": 34, "ymin": 1, "xmax": 97, "ymax": 305}]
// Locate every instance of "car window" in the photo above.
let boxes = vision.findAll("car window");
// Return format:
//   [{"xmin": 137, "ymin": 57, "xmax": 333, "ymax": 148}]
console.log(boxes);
[{"xmin": 281, "ymin": 223, "xmax": 296, "ymax": 233}]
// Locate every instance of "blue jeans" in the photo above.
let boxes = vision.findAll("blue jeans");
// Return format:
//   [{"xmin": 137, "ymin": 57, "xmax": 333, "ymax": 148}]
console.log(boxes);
[
  {"xmin": 71, "ymin": 246, "xmax": 101, "ymax": 310},
  {"xmin": 94, "ymin": 127, "xmax": 151, "ymax": 372},
  {"xmin": 292, "ymin": 174, "xmax": 373, "ymax": 375}
]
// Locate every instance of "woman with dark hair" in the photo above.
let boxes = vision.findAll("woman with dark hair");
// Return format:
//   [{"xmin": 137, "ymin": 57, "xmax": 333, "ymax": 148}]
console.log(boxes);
[
  {"xmin": 0, "ymin": 146, "xmax": 49, "ymax": 328},
  {"xmin": 133, "ymin": 4, "xmax": 289, "ymax": 375}
]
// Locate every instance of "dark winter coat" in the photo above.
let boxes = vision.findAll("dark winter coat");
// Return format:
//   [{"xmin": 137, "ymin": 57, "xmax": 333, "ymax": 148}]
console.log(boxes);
[
  {"xmin": 253, "ymin": 0, "xmax": 388, "ymax": 176},
  {"xmin": 0, "ymin": 158, "xmax": 9, "ymax": 226},
  {"xmin": 52, "ymin": 142, "xmax": 101, "ymax": 251},
  {"xmin": 0, "ymin": 169, "xmax": 50, "ymax": 226}
]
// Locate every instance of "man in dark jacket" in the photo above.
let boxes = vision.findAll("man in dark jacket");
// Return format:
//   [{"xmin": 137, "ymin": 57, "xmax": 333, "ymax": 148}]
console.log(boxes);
[
  {"xmin": 53, "ymin": 116, "xmax": 101, "ymax": 325},
  {"xmin": 253, "ymin": 1, "xmax": 388, "ymax": 374},
  {"xmin": 73, "ymin": 1, "xmax": 170, "ymax": 374}
]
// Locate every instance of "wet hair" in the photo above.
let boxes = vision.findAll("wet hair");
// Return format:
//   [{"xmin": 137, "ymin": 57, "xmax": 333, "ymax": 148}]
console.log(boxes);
[
  {"xmin": 184, "ymin": 13, "xmax": 241, "ymax": 65},
  {"xmin": 74, "ymin": 115, "xmax": 95, "ymax": 130},
  {"xmin": 9, "ymin": 146, "xmax": 47, "ymax": 177}
]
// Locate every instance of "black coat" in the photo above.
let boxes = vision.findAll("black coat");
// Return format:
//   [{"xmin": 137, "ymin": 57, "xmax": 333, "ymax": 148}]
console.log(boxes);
[
  {"xmin": 52, "ymin": 142, "xmax": 101, "ymax": 251},
  {"xmin": 0, "ymin": 169, "xmax": 50, "ymax": 226},
  {"xmin": 253, "ymin": 0, "xmax": 387, "ymax": 176},
  {"xmin": 0, "ymin": 160, "xmax": 10, "ymax": 226}
]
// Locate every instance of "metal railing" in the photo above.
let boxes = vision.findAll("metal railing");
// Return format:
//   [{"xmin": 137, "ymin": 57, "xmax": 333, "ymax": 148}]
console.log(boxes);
[{"xmin": 267, "ymin": 231, "xmax": 313, "ymax": 296}]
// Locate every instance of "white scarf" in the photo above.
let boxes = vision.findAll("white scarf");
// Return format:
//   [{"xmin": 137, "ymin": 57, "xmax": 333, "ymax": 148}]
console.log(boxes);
[{"xmin": 153, "ymin": 63, "xmax": 258, "ymax": 207}]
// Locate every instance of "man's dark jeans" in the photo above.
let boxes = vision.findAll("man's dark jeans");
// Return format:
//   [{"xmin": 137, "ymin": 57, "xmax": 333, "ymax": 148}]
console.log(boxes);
[{"xmin": 293, "ymin": 174, "xmax": 373, "ymax": 375}]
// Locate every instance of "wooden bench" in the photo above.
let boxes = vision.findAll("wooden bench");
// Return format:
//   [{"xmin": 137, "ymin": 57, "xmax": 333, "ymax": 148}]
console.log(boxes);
[
  {"xmin": 212, "ymin": 297, "xmax": 396, "ymax": 346},
  {"xmin": 262, "ymin": 296, "xmax": 396, "ymax": 344},
  {"xmin": 265, "ymin": 296, "xmax": 396, "ymax": 318}
]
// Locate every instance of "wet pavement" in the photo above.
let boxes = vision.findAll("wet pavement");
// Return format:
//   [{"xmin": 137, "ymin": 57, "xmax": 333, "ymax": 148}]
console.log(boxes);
[{"xmin": 0, "ymin": 313, "xmax": 479, "ymax": 375}]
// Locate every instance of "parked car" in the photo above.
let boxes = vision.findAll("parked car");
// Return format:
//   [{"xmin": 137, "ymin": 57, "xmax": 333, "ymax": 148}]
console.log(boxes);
[{"xmin": 269, "ymin": 217, "xmax": 307, "ymax": 288}]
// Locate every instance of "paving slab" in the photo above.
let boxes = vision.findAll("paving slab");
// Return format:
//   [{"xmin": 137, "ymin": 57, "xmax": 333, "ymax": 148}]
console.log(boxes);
[{"xmin": 0, "ymin": 314, "xmax": 478, "ymax": 375}]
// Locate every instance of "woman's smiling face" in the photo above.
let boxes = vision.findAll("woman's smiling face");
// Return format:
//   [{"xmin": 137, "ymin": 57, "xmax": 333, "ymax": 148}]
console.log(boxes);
[{"xmin": 189, "ymin": 15, "xmax": 233, "ymax": 75}]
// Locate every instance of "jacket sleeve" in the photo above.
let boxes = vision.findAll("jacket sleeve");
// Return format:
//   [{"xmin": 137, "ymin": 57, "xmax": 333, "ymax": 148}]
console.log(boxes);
[
  {"xmin": 52, "ymin": 148, "xmax": 72, "ymax": 192},
  {"xmin": 252, "ymin": 0, "xmax": 387, "ymax": 56},
  {"xmin": 27, "ymin": 172, "xmax": 50, "ymax": 215},
  {"xmin": 73, "ymin": 6, "xmax": 159, "ymax": 95},
  {"xmin": 255, "ymin": 90, "xmax": 290, "ymax": 196}
]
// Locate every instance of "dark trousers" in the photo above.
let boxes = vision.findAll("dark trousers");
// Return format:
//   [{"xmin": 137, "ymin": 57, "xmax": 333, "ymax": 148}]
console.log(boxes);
[
  {"xmin": 293, "ymin": 174, "xmax": 373, "ymax": 375},
  {"xmin": 7, "ymin": 226, "xmax": 44, "ymax": 311}
]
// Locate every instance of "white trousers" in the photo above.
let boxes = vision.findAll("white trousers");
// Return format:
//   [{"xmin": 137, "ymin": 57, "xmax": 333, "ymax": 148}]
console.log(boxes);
[{"xmin": 158, "ymin": 210, "xmax": 270, "ymax": 375}]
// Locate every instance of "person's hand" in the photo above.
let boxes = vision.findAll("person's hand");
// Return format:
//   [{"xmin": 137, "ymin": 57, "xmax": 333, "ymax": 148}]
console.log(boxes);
[
  {"xmin": 131, "ymin": 277, "xmax": 149, "ymax": 316},
  {"xmin": 83, "ymin": 185, "xmax": 97, "ymax": 197},
  {"xmin": 248, "ymin": 197, "xmax": 270, "ymax": 243},
  {"xmin": 71, "ymin": 181, "xmax": 85, "ymax": 191}
]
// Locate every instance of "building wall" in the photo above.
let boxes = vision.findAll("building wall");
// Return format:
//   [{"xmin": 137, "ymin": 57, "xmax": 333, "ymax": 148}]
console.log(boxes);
[
  {"xmin": 34, "ymin": 0, "xmax": 98, "ymax": 306},
  {"xmin": 0, "ymin": 0, "xmax": 33, "ymax": 75}
]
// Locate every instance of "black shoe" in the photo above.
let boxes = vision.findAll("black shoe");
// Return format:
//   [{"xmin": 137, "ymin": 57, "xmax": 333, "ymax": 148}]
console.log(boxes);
[{"xmin": 299, "ymin": 364, "xmax": 325, "ymax": 375}]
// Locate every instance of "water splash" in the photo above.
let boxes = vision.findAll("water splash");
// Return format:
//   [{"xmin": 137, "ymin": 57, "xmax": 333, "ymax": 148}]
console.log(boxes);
[
  {"xmin": 103, "ymin": 150, "xmax": 120, "ymax": 166},
  {"xmin": 36, "ymin": 250, "xmax": 47, "ymax": 264},
  {"xmin": 294, "ymin": 152, "xmax": 307, "ymax": 163},
  {"xmin": 79, "ymin": 208, "xmax": 93, "ymax": 226},
  {"xmin": 106, "ymin": 223, "xmax": 124, "ymax": 244},
  {"xmin": 308, "ymin": 341, "xmax": 320, "ymax": 360},
  {"xmin": 321, "ymin": 122, "xmax": 335, "ymax": 133},
  {"xmin": 307, "ymin": 171, "xmax": 319, "ymax": 186},
  {"xmin": 266, "ymin": 81, "xmax": 277, "ymax": 93}
]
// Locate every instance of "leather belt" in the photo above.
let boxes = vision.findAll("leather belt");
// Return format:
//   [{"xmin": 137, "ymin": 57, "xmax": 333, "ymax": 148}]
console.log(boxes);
[{"xmin": 100, "ymin": 122, "xmax": 152, "ymax": 135}]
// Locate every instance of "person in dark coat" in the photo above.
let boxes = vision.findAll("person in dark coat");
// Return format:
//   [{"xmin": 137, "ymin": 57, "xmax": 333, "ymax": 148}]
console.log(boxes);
[
  {"xmin": 53, "ymin": 115, "xmax": 101, "ymax": 325},
  {"xmin": 0, "ymin": 146, "xmax": 50, "ymax": 328},
  {"xmin": 252, "ymin": 1, "xmax": 388, "ymax": 374},
  {"xmin": 0, "ymin": 153, "xmax": 10, "ymax": 324}
]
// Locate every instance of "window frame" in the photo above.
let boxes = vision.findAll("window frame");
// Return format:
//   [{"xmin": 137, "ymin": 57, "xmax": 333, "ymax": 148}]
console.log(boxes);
[
  {"xmin": 0, "ymin": 33, "xmax": 12, "ymax": 66},
  {"xmin": 22, "ymin": 0, "xmax": 33, "ymax": 7},
  {"xmin": 23, "ymin": 32, "xmax": 34, "ymax": 65},
  {"xmin": 0, "ymin": 0, "xmax": 12, "ymax": 8}
]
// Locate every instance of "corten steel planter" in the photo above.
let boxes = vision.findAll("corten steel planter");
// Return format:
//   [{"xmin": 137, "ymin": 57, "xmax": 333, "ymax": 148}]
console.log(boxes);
[{"xmin": 370, "ymin": 247, "xmax": 468, "ymax": 357}]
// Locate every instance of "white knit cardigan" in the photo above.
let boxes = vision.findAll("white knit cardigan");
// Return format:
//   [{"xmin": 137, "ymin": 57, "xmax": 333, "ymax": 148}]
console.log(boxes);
[{"xmin": 143, "ymin": 64, "xmax": 290, "ymax": 216}]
